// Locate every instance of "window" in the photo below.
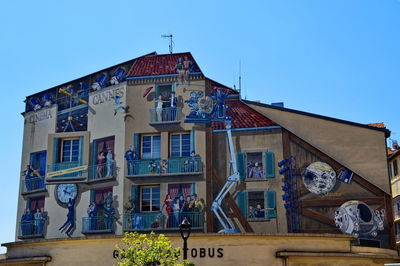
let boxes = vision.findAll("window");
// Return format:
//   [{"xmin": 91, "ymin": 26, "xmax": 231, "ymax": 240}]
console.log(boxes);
[
  {"xmin": 236, "ymin": 151, "xmax": 275, "ymax": 179},
  {"xmin": 170, "ymin": 133, "xmax": 190, "ymax": 157},
  {"xmin": 30, "ymin": 151, "xmax": 47, "ymax": 177},
  {"xmin": 237, "ymin": 190, "xmax": 276, "ymax": 220},
  {"xmin": 142, "ymin": 135, "xmax": 161, "ymax": 159},
  {"xmin": 92, "ymin": 136, "xmax": 115, "ymax": 178},
  {"xmin": 141, "ymin": 186, "xmax": 160, "ymax": 212},
  {"xmin": 394, "ymin": 160, "xmax": 398, "ymax": 177},
  {"xmin": 91, "ymin": 187, "xmax": 112, "ymax": 216},
  {"xmin": 61, "ymin": 138, "xmax": 80, "ymax": 162},
  {"xmin": 389, "ymin": 163, "xmax": 393, "ymax": 179}
]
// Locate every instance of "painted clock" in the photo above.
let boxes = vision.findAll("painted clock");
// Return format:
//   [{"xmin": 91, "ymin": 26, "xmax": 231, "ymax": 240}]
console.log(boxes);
[{"xmin": 55, "ymin": 184, "xmax": 78, "ymax": 205}]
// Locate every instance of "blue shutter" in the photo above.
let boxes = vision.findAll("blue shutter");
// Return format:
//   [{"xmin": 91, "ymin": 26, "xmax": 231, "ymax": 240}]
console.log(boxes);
[
  {"xmin": 190, "ymin": 130, "xmax": 196, "ymax": 153},
  {"xmin": 131, "ymin": 185, "xmax": 139, "ymax": 213},
  {"xmin": 30, "ymin": 153, "xmax": 37, "ymax": 169},
  {"xmin": 264, "ymin": 152, "xmax": 275, "ymax": 178},
  {"xmin": 191, "ymin": 183, "xmax": 196, "ymax": 195},
  {"xmin": 53, "ymin": 138, "xmax": 59, "ymax": 164},
  {"xmin": 133, "ymin": 134, "xmax": 140, "ymax": 157},
  {"xmin": 78, "ymin": 136, "xmax": 84, "ymax": 164},
  {"xmin": 90, "ymin": 190, "xmax": 95, "ymax": 203},
  {"xmin": 236, "ymin": 152, "xmax": 247, "ymax": 179},
  {"xmin": 237, "ymin": 191, "xmax": 247, "ymax": 218},
  {"xmin": 39, "ymin": 152, "xmax": 47, "ymax": 176},
  {"xmin": 92, "ymin": 140, "xmax": 98, "ymax": 166},
  {"xmin": 266, "ymin": 190, "xmax": 277, "ymax": 218}
]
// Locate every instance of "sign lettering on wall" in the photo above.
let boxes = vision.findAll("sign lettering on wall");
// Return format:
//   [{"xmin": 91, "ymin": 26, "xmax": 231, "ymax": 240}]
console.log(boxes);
[
  {"xmin": 47, "ymin": 165, "xmax": 88, "ymax": 178},
  {"xmin": 92, "ymin": 87, "xmax": 124, "ymax": 106},
  {"xmin": 25, "ymin": 110, "xmax": 52, "ymax": 124},
  {"xmin": 113, "ymin": 248, "xmax": 224, "ymax": 259}
]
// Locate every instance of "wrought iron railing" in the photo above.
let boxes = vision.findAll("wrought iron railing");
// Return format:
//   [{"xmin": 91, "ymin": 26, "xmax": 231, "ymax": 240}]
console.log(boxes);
[
  {"xmin": 88, "ymin": 162, "xmax": 116, "ymax": 181},
  {"xmin": 82, "ymin": 216, "xmax": 114, "ymax": 233},
  {"xmin": 127, "ymin": 157, "xmax": 202, "ymax": 176},
  {"xmin": 149, "ymin": 107, "xmax": 182, "ymax": 124},
  {"xmin": 47, "ymin": 162, "xmax": 86, "ymax": 178},
  {"xmin": 22, "ymin": 176, "xmax": 45, "ymax": 193},
  {"xmin": 18, "ymin": 220, "xmax": 46, "ymax": 239},
  {"xmin": 123, "ymin": 212, "xmax": 204, "ymax": 231}
]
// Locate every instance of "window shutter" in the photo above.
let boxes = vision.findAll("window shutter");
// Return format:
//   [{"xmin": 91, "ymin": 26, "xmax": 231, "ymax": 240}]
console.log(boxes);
[
  {"xmin": 236, "ymin": 191, "xmax": 247, "ymax": 218},
  {"xmin": 90, "ymin": 190, "xmax": 95, "ymax": 203},
  {"xmin": 191, "ymin": 183, "xmax": 196, "ymax": 195},
  {"xmin": 264, "ymin": 152, "xmax": 275, "ymax": 178},
  {"xmin": 236, "ymin": 152, "xmax": 247, "ymax": 179},
  {"xmin": 92, "ymin": 140, "xmax": 98, "ymax": 166},
  {"xmin": 131, "ymin": 185, "xmax": 139, "ymax": 213},
  {"xmin": 53, "ymin": 137, "xmax": 59, "ymax": 164},
  {"xmin": 78, "ymin": 136, "xmax": 84, "ymax": 164},
  {"xmin": 266, "ymin": 190, "xmax": 277, "ymax": 218},
  {"xmin": 190, "ymin": 130, "xmax": 196, "ymax": 153},
  {"xmin": 133, "ymin": 134, "xmax": 140, "ymax": 157},
  {"xmin": 30, "ymin": 153, "xmax": 36, "ymax": 169}
]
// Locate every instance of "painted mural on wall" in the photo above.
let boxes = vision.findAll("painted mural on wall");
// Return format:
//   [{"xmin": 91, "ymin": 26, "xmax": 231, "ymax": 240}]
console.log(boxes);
[
  {"xmin": 175, "ymin": 56, "xmax": 198, "ymax": 84},
  {"xmin": 302, "ymin": 162, "xmax": 336, "ymax": 195},
  {"xmin": 184, "ymin": 87, "xmax": 230, "ymax": 123},
  {"xmin": 334, "ymin": 200, "xmax": 385, "ymax": 238},
  {"xmin": 55, "ymin": 184, "xmax": 78, "ymax": 237}
]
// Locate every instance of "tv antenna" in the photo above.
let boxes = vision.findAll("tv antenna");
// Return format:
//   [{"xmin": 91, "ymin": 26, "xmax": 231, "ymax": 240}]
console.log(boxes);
[{"xmin": 161, "ymin": 34, "xmax": 174, "ymax": 54}]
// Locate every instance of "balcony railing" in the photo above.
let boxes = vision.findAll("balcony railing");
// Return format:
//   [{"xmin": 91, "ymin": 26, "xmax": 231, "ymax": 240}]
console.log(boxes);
[
  {"xmin": 149, "ymin": 107, "xmax": 182, "ymax": 124},
  {"xmin": 88, "ymin": 162, "xmax": 116, "ymax": 182},
  {"xmin": 82, "ymin": 216, "xmax": 115, "ymax": 234},
  {"xmin": 123, "ymin": 212, "xmax": 204, "ymax": 232},
  {"xmin": 18, "ymin": 220, "xmax": 46, "ymax": 239},
  {"xmin": 127, "ymin": 157, "xmax": 202, "ymax": 177},
  {"xmin": 22, "ymin": 176, "xmax": 46, "ymax": 194},
  {"xmin": 47, "ymin": 162, "xmax": 87, "ymax": 180}
]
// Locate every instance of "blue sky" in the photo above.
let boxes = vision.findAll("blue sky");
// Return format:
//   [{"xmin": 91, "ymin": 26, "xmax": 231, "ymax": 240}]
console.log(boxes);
[{"xmin": 1, "ymin": 0, "xmax": 399, "ymax": 253}]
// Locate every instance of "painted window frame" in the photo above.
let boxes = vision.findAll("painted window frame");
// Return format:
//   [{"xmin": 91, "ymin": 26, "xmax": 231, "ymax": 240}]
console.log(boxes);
[
  {"xmin": 154, "ymin": 84, "xmax": 175, "ymax": 108},
  {"xmin": 60, "ymin": 137, "xmax": 80, "ymax": 163},
  {"xmin": 394, "ymin": 159, "xmax": 399, "ymax": 177},
  {"xmin": 141, "ymin": 134, "xmax": 161, "ymax": 159},
  {"xmin": 140, "ymin": 185, "xmax": 160, "ymax": 212},
  {"xmin": 170, "ymin": 132, "xmax": 191, "ymax": 158},
  {"xmin": 237, "ymin": 189, "xmax": 277, "ymax": 221}
]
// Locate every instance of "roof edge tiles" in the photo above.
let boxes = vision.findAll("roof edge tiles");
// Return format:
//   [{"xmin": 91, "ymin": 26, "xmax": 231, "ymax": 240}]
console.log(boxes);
[{"xmin": 243, "ymin": 99, "xmax": 391, "ymax": 136}]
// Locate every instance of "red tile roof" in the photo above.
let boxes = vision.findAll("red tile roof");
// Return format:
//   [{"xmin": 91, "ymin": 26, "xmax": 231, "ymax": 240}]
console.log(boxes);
[
  {"xmin": 366, "ymin": 122, "xmax": 386, "ymax": 129},
  {"xmin": 212, "ymin": 100, "xmax": 278, "ymax": 130},
  {"xmin": 127, "ymin": 52, "xmax": 201, "ymax": 77}
]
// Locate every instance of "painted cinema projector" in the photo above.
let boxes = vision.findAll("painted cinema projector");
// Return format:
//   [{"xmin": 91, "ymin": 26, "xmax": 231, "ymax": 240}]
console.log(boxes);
[{"xmin": 334, "ymin": 200, "xmax": 385, "ymax": 238}]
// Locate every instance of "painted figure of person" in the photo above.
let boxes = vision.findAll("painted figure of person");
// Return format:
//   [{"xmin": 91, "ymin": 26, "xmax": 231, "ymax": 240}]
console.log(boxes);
[
  {"xmin": 169, "ymin": 91, "xmax": 178, "ymax": 121},
  {"xmin": 160, "ymin": 159, "xmax": 168, "ymax": 174},
  {"xmin": 125, "ymin": 145, "xmax": 138, "ymax": 175},
  {"xmin": 34, "ymin": 209, "xmax": 44, "ymax": 235},
  {"xmin": 124, "ymin": 196, "xmax": 135, "ymax": 215},
  {"xmin": 249, "ymin": 162, "xmax": 264, "ymax": 178},
  {"xmin": 59, "ymin": 198, "xmax": 75, "ymax": 237},
  {"xmin": 173, "ymin": 198, "xmax": 181, "ymax": 227},
  {"xmin": 87, "ymin": 202, "xmax": 98, "ymax": 230},
  {"xmin": 104, "ymin": 193, "xmax": 115, "ymax": 230},
  {"xmin": 164, "ymin": 194, "xmax": 173, "ymax": 228},
  {"xmin": 21, "ymin": 208, "xmax": 33, "ymax": 236},
  {"xmin": 24, "ymin": 165, "xmax": 34, "ymax": 191},
  {"xmin": 176, "ymin": 57, "xmax": 185, "ymax": 84},
  {"xmin": 96, "ymin": 151, "xmax": 106, "ymax": 178},
  {"xmin": 156, "ymin": 95, "xmax": 165, "ymax": 121},
  {"xmin": 188, "ymin": 151, "xmax": 198, "ymax": 172},
  {"xmin": 254, "ymin": 204, "xmax": 265, "ymax": 218},
  {"xmin": 106, "ymin": 147, "xmax": 114, "ymax": 177},
  {"xmin": 212, "ymin": 87, "xmax": 229, "ymax": 118},
  {"xmin": 183, "ymin": 56, "xmax": 191, "ymax": 84}
]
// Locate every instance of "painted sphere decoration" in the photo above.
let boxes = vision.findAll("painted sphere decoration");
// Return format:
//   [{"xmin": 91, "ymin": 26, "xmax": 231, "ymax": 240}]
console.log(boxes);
[
  {"xmin": 302, "ymin": 162, "xmax": 336, "ymax": 195},
  {"xmin": 55, "ymin": 184, "xmax": 78, "ymax": 205}
]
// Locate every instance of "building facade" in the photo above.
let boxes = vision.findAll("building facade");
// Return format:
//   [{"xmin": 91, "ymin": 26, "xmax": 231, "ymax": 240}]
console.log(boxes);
[
  {"xmin": 389, "ymin": 143, "xmax": 400, "ymax": 247},
  {"xmin": 1, "ymin": 52, "xmax": 399, "ymax": 265}
]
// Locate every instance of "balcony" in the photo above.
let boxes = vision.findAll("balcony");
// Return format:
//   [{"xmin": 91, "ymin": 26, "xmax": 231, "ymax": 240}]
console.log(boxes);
[
  {"xmin": 87, "ymin": 162, "xmax": 116, "ymax": 183},
  {"xmin": 46, "ymin": 162, "xmax": 88, "ymax": 183},
  {"xmin": 18, "ymin": 220, "xmax": 46, "ymax": 239},
  {"xmin": 126, "ymin": 157, "xmax": 202, "ymax": 178},
  {"xmin": 82, "ymin": 216, "xmax": 114, "ymax": 234},
  {"xmin": 149, "ymin": 107, "xmax": 182, "ymax": 125},
  {"xmin": 123, "ymin": 212, "xmax": 204, "ymax": 232},
  {"xmin": 21, "ymin": 176, "xmax": 46, "ymax": 195}
]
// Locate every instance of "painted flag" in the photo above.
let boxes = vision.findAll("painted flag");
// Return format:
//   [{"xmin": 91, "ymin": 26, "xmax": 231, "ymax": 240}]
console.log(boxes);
[
  {"xmin": 143, "ymin": 86, "xmax": 153, "ymax": 97},
  {"xmin": 337, "ymin": 168, "xmax": 353, "ymax": 184}
]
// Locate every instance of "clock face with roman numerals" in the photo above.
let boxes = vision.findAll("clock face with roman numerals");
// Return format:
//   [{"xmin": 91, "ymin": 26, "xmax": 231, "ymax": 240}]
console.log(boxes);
[{"xmin": 55, "ymin": 184, "xmax": 78, "ymax": 205}]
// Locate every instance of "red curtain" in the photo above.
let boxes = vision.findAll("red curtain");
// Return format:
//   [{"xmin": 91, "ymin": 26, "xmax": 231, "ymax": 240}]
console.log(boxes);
[
  {"xmin": 168, "ymin": 184, "xmax": 180, "ymax": 201},
  {"xmin": 96, "ymin": 138, "xmax": 115, "ymax": 163},
  {"xmin": 182, "ymin": 184, "xmax": 192, "ymax": 197},
  {"xmin": 29, "ymin": 197, "xmax": 45, "ymax": 212},
  {"xmin": 95, "ymin": 187, "xmax": 113, "ymax": 204}
]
